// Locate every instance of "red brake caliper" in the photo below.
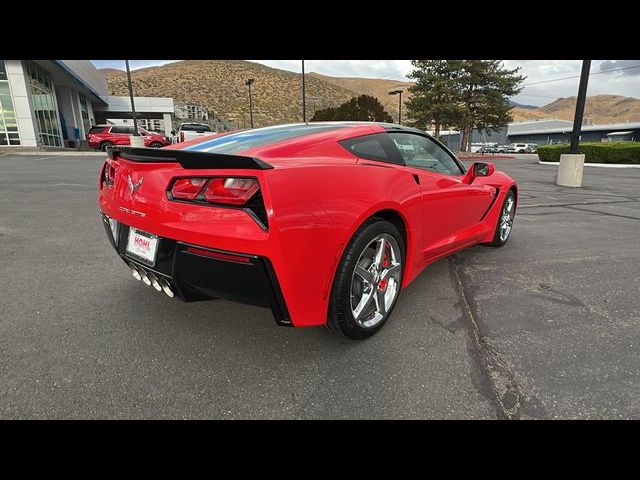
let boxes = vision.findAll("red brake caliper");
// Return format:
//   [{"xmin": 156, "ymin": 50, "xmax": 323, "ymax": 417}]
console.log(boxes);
[{"xmin": 378, "ymin": 243, "xmax": 391, "ymax": 291}]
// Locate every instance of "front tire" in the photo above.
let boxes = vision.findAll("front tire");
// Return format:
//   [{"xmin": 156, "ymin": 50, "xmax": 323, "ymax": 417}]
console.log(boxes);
[
  {"xmin": 327, "ymin": 219, "xmax": 404, "ymax": 340},
  {"xmin": 149, "ymin": 141, "xmax": 162, "ymax": 148},
  {"xmin": 486, "ymin": 190, "xmax": 516, "ymax": 247}
]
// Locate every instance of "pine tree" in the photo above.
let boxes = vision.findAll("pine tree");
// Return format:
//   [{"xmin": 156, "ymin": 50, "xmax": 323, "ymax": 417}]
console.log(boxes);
[
  {"xmin": 311, "ymin": 95, "xmax": 393, "ymax": 122},
  {"xmin": 406, "ymin": 60, "xmax": 525, "ymax": 151},
  {"xmin": 405, "ymin": 60, "xmax": 466, "ymax": 138},
  {"xmin": 456, "ymin": 60, "xmax": 525, "ymax": 151}
]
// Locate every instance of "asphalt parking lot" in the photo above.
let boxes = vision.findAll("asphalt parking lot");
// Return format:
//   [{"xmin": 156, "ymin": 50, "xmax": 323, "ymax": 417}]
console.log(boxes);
[{"xmin": 1, "ymin": 152, "xmax": 638, "ymax": 419}]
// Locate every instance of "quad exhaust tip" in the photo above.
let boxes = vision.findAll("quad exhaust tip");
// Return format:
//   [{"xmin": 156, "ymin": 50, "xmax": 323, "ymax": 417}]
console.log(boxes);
[
  {"xmin": 129, "ymin": 262, "xmax": 174, "ymax": 297},
  {"xmin": 129, "ymin": 263, "xmax": 142, "ymax": 281},
  {"xmin": 149, "ymin": 273, "xmax": 163, "ymax": 292}
]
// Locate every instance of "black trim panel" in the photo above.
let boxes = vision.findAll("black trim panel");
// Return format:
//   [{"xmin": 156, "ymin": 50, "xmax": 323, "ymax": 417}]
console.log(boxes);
[
  {"xmin": 479, "ymin": 187, "xmax": 500, "ymax": 222},
  {"xmin": 107, "ymin": 146, "xmax": 273, "ymax": 170},
  {"xmin": 101, "ymin": 214, "xmax": 291, "ymax": 326}
]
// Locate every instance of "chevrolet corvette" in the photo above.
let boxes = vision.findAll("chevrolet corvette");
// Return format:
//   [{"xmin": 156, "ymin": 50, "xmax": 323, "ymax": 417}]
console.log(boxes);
[{"xmin": 98, "ymin": 122, "xmax": 517, "ymax": 339}]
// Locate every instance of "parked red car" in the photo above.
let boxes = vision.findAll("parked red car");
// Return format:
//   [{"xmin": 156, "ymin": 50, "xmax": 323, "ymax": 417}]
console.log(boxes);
[
  {"xmin": 88, "ymin": 125, "xmax": 171, "ymax": 151},
  {"xmin": 98, "ymin": 122, "xmax": 517, "ymax": 339}
]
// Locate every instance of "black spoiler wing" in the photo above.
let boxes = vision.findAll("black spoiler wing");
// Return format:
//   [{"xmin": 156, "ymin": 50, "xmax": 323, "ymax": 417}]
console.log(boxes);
[{"xmin": 106, "ymin": 146, "xmax": 273, "ymax": 170}]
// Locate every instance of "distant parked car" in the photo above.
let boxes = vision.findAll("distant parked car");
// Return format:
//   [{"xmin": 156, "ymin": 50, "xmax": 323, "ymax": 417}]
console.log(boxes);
[
  {"xmin": 507, "ymin": 143, "xmax": 537, "ymax": 153},
  {"xmin": 173, "ymin": 123, "xmax": 217, "ymax": 143},
  {"xmin": 495, "ymin": 145, "xmax": 510, "ymax": 153},
  {"xmin": 478, "ymin": 145, "xmax": 499, "ymax": 154},
  {"xmin": 88, "ymin": 125, "xmax": 171, "ymax": 151}
]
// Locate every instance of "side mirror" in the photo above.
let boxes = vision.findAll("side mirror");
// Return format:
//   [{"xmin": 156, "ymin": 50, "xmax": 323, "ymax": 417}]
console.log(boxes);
[
  {"xmin": 463, "ymin": 162, "xmax": 495, "ymax": 184},
  {"xmin": 473, "ymin": 162, "xmax": 495, "ymax": 177}
]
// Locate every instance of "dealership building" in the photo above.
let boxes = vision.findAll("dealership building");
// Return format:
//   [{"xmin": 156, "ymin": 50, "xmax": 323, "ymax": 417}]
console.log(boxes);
[
  {"xmin": 436, "ymin": 118, "xmax": 639, "ymax": 150},
  {"xmin": 0, "ymin": 60, "xmax": 175, "ymax": 149}
]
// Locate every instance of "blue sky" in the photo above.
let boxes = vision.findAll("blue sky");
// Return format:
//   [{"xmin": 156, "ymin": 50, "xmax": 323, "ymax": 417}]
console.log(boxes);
[{"xmin": 91, "ymin": 60, "xmax": 640, "ymax": 107}]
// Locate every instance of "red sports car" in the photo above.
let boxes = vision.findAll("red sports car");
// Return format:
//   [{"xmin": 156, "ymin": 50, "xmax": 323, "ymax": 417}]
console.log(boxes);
[
  {"xmin": 88, "ymin": 125, "xmax": 171, "ymax": 151},
  {"xmin": 98, "ymin": 122, "xmax": 517, "ymax": 339}
]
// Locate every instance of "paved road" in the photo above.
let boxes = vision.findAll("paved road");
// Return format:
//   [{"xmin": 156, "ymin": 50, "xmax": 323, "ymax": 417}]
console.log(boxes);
[{"xmin": 0, "ymin": 153, "xmax": 638, "ymax": 419}]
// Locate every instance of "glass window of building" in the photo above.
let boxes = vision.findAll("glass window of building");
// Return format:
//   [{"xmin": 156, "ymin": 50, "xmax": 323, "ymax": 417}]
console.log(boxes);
[
  {"xmin": 0, "ymin": 60, "xmax": 21, "ymax": 146},
  {"xmin": 79, "ymin": 93, "xmax": 91, "ymax": 137},
  {"xmin": 27, "ymin": 61, "xmax": 62, "ymax": 147}
]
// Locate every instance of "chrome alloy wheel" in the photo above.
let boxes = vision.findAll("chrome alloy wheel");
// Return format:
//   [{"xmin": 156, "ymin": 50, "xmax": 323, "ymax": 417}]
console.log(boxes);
[
  {"xmin": 350, "ymin": 233, "xmax": 402, "ymax": 328},
  {"xmin": 499, "ymin": 195, "xmax": 515, "ymax": 242}
]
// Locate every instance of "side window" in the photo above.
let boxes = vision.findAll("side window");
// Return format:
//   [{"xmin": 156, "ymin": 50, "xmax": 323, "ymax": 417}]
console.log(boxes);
[
  {"xmin": 110, "ymin": 126, "xmax": 128, "ymax": 134},
  {"xmin": 339, "ymin": 133, "xmax": 401, "ymax": 164},
  {"xmin": 388, "ymin": 132, "xmax": 462, "ymax": 175}
]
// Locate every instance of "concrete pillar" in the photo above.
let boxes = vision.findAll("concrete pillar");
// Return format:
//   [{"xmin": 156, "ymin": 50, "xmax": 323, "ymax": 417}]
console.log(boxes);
[
  {"xmin": 162, "ymin": 113, "xmax": 173, "ymax": 136},
  {"xmin": 129, "ymin": 135, "xmax": 145, "ymax": 147},
  {"xmin": 556, "ymin": 154, "xmax": 585, "ymax": 187}
]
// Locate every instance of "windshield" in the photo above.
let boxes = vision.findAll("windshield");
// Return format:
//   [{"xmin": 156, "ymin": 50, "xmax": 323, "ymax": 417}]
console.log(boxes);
[{"xmin": 181, "ymin": 124, "xmax": 212, "ymax": 133}]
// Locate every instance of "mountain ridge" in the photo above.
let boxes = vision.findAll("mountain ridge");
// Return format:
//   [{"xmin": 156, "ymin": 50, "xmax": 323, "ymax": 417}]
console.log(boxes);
[{"xmin": 99, "ymin": 61, "xmax": 640, "ymax": 126}]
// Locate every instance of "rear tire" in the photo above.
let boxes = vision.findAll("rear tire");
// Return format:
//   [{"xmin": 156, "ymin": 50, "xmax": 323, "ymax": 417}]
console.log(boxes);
[
  {"xmin": 100, "ymin": 141, "xmax": 113, "ymax": 151},
  {"xmin": 486, "ymin": 190, "xmax": 516, "ymax": 247},
  {"xmin": 327, "ymin": 219, "xmax": 404, "ymax": 340}
]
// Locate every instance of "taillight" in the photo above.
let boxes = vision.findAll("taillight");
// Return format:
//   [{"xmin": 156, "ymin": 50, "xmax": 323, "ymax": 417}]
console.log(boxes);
[
  {"xmin": 171, "ymin": 178, "xmax": 207, "ymax": 200},
  {"xmin": 179, "ymin": 131, "xmax": 185, "ymax": 143},
  {"xmin": 103, "ymin": 160, "xmax": 116, "ymax": 188},
  {"xmin": 203, "ymin": 178, "xmax": 259, "ymax": 205},
  {"xmin": 168, "ymin": 176, "xmax": 267, "ymax": 228}
]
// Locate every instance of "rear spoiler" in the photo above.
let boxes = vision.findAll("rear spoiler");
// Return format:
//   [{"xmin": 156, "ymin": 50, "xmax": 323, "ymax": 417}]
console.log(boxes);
[{"xmin": 106, "ymin": 146, "xmax": 273, "ymax": 170}]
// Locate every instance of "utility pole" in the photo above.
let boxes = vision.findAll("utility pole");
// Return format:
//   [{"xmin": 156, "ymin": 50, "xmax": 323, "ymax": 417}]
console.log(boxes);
[
  {"xmin": 570, "ymin": 60, "xmax": 591, "ymax": 154},
  {"xmin": 302, "ymin": 60, "xmax": 306, "ymax": 122},
  {"xmin": 245, "ymin": 78, "xmax": 254, "ymax": 128},
  {"xmin": 125, "ymin": 60, "xmax": 138, "ymax": 135}
]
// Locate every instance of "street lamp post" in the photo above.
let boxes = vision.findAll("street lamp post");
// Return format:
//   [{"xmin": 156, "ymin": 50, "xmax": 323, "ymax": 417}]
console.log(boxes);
[
  {"xmin": 245, "ymin": 78, "xmax": 255, "ymax": 128},
  {"xmin": 125, "ymin": 60, "xmax": 139, "ymax": 135},
  {"xmin": 389, "ymin": 89, "xmax": 404, "ymax": 125}
]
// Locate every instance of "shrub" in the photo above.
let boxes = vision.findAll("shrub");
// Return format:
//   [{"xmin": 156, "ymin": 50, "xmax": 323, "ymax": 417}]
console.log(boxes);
[{"xmin": 537, "ymin": 142, "xmax": 640, "ymax": 164}]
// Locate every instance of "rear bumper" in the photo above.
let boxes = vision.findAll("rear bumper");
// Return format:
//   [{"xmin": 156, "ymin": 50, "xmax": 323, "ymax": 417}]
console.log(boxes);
[{"xmin": 101, "ymin": 213, "xmax": 292, "ymax": 326}]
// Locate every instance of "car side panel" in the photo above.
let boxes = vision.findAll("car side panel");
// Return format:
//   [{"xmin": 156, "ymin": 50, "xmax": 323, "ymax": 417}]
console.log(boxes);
[{"xmin": 263, "ymin": 159, "xmax": 423, "ymax": 326}]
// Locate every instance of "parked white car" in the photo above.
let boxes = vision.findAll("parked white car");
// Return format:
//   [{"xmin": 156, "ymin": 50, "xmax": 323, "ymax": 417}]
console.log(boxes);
[
  {"xmin": 507, "ymin": 143, "xmax": 537, "ymax": 153},
  {"xmin": 172, "ymin": 123, "xmax": 217, "ymax": 143}
]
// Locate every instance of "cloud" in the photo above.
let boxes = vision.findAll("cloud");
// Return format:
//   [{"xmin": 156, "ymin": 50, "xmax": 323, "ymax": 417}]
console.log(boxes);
[{"xmin": 599, "ymin": 60, "xmax": 640, "ymax": 76}]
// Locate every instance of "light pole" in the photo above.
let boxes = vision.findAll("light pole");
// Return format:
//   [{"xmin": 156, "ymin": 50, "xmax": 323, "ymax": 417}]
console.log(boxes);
[
  {"xmin": 389, "ymin": 89, "xmax": 404, "ymax": 125},
  {"xmin": 570, "ymin": 60, "xmax": 591, "ymax": 154},
  {"xmin": 245, "ymin": 78, "xmax": 254, "ymax": 128},
  {"xmin": 557, "ymin": 60, "xmax": 591, "ymax": 188},
  {"xmin": 302, "ymin": 60, "xmax": 306, "ymax": 122},
  {"xmin": 125, "ymin": 60, "xmax": 139, "ymax": 135}
]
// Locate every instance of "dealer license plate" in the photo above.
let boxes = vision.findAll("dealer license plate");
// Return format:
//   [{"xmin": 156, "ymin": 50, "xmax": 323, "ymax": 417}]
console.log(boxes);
[{"xmin": 126, "ymin": 228, "xmax": 159, "ymax": 266}]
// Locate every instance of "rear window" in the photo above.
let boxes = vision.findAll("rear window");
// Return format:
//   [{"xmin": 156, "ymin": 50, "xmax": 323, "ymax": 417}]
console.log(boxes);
[
  {"xmin": 186, "ymin": 123, "xmax": 344, "ymax": 154},
  {"xmin": 180, "ymin": 124, "xmax": 212, "ymax": 133},
  {"xmin": 339, "ymin": 133, "xmax": 398, "ymax": 164},
  {"xmin": 89, "ymin": 126, "xmax": 107, "ymax": 134}
]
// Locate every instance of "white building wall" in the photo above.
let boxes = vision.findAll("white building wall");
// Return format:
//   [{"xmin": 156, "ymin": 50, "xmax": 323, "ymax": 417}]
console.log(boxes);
[
  {"xmin": 5, "ymin": 60, "xmax": 37, "ymax": 147},
  {"xmin": 162, "ymin": 113, "xmax": 173, "ymax": 136}
]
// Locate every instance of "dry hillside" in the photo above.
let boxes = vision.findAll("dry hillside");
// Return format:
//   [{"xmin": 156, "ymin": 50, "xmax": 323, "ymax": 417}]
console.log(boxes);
[
  {"xmin": 102, "ymin": 62, "xmax": 640, "ymax": 127},
  {"xmin": 103, "ymin": 60, "xmax": 356, "ymax": 127},
  {"xmin": 511, "ymin": 95, "xmax": 640, "ymax": 124},
  {"xmin": 307, "ymin": 73, "xmax": 413, "ymax": 121}
]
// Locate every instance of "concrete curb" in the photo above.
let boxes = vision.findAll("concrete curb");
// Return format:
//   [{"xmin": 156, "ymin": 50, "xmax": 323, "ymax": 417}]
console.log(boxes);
[
  {"xmin": 538, "ymin": 160, "xmax": 640, "ymax": 169},
  {"xmin": 0, "ymin": 151, "xmax": 106, "ymax": 157}
]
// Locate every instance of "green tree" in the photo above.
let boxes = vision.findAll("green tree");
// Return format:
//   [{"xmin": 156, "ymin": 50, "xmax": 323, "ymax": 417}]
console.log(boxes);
[
  {"xmin": 456, "ymin": 60, "xmax": 525, "ymax": 151},
  {"xmin": 405, "ymin": 60, "xmax": 466, "ymax": 138},
  {"xmin": 311, "ymin": 95, "xmax": 393, "ymax": 122}
]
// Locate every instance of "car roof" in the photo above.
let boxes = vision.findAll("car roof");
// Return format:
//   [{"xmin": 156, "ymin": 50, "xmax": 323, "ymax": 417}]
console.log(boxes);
[{"xmin": 181, "ymin": 121, "xmax": 424, "ymax": 155}]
